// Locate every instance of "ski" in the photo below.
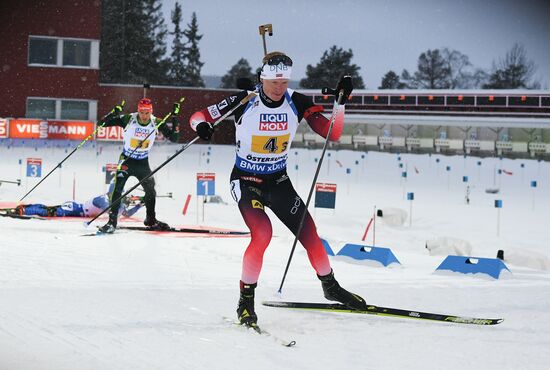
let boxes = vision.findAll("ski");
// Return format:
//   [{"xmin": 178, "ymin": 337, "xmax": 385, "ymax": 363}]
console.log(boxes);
[
  {"xmin": 223, "ymin": 317, "xmax": 296, "ymax": 347},
  {"xmin": 117, "ymin": 225, "xmax": 250, "ymax": 235},
  {"xmin": 262, "ymin": 301, "xmax": 503, "ymax": 326},
  {"xmin": 81, "ymin": 230, "xmax": 129, "ymax": 237},
  {"xmin": 81, "ymin": 232, "xmax": 111, "ymax": 237},
  {"xmin": 0, "ymin": 211, "xmax": 45, "ymax": 220},
  {"xmin": 80, "ymin": 226, "xmax": 124, "ymax": 237}
]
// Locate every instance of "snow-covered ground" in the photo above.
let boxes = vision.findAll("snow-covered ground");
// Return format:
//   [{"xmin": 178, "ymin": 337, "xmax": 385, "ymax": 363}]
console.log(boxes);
[{"xmin": 1, "ymin": 139, "xmax": 549, "ymax": 370}]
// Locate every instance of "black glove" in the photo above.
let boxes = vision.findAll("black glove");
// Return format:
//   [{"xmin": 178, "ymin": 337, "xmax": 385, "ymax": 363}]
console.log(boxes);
[
  {"xmin": 172, "ymin": 102, "xmax": 181, "ymax": 115},
  {"xmin": 196, "ymin": 121, "xmax": 214, "ymax": 141},
  {"xmin": 335, "ymin": 75, "xmax": 353, "ymax": 105},
  {"xmin": 111, "ymin": 103, "xmax": 124, "ymax": 115}
]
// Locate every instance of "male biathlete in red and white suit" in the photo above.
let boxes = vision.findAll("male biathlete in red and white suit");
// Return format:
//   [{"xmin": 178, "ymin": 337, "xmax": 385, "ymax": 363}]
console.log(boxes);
[{"xmin": 189, "ymin": 51, "xmax": 367, "ymax": 327}]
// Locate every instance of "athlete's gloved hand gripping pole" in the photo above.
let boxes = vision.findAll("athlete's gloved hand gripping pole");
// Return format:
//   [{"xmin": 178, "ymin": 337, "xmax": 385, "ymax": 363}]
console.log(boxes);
[
  {"xmin": 85, "ymin": 92, "xmax": 257, "ymax": 227},
  {"xmin": 19, "ymin": 101, "xmax": 126, "ymax": 202},
  {"xmin": 278, "ymin": 76, "xmax": 353, "ymax": 294},
  {"xmin": 118, "ymin": 97, "xmax": 185, "ymax": 170}
]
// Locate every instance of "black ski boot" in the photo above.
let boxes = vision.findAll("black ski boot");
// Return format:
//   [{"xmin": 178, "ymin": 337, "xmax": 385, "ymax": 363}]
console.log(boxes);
[
  {"xmin": 318, "ymin": 270, "xmax": 367, "ymax": 310},
  {"xmin": 237, "ymin": 281, "xmax": 258, "ymax": 327},
  {"xmin": 98, "ymin": 221, "xmax": 116, "ymax": 234},
  {"xmin": 144, "ymin": 215, "xmax": 171, "ymax": 231},
  {"xmin": 98, "ymin": 214, "xmax": 117, "ymax": 234}
]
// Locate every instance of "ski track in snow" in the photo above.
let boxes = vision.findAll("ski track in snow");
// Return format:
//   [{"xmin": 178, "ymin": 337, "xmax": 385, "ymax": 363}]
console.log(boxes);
[{"xmin": 1, "ymin": 142, "xmax": 549, "ymax": 370}]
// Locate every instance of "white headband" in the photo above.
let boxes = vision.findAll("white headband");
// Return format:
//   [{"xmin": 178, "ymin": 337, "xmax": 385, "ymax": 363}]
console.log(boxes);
[{"xmin": 260, "ymin": 62, "xmax": 292, "ymax": 80}]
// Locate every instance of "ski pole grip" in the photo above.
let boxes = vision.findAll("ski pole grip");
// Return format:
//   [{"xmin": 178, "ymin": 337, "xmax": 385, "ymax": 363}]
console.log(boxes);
[{"xmin": 240, "ymin": 92, "xmax": 256, "ymax": 105}]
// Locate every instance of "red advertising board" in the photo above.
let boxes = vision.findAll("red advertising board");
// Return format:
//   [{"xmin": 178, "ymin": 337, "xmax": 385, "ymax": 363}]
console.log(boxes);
[
  {"xmin": 8, "ymin": 119, "xmax": 95, "ymax": 140},
  {"xmin": 197, "ymin": 173, "xmax": 216, "ymax": 181},
  {"xmin": 315, "ymin": 183, "xmax": 337, "ymax": 192},
  {"xmin": 96, "ymin": 125, "xmax": 124, "ymax": 141},
  {"xmin": 95, "ymin": 125, "xmax": 166, "ymax": 142},
  {"xmin": 27, "ymin": 158, "xmax": 42, "ymax": 165},
  {"xmin": 9, "ymin": 119, "xmax": 45, "ymax": 139},
  {"xmin": 0, "ymin": 118, "xmax": 7, "ymax": 138}
]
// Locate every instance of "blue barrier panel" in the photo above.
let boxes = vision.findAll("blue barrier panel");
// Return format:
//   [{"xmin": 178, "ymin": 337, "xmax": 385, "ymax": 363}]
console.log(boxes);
[
  {"xmin": 435, "ymin": 255, "xmax": 510, "ymax": 279},
  {"xmin": 337, "ymin": 244, "xmax": 401, "ymax": 267},
  {"xmin": 320, "ymin": 238, "xmax": 335, "ymax": 256}
]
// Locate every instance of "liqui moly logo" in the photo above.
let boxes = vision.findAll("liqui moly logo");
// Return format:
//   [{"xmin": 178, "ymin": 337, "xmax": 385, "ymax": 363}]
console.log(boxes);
[{"xmin": 259, "ymin": 113, "xmax": 288, "ymax": 131}]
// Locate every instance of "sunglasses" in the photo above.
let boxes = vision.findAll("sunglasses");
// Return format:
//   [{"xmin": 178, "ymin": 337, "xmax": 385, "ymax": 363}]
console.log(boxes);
[{"xmin": 265, "ymin": 55, "xmax": 293, "ymax": 67}]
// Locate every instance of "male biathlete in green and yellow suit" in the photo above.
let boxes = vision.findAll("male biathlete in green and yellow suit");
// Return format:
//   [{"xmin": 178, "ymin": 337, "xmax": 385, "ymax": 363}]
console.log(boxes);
[{"xmin": 99, "ymin": 98, "xmax": 180, "ymax": 234}]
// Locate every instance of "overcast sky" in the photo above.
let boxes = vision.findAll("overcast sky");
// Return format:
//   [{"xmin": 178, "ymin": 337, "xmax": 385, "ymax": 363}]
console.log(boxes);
[{"xmin": 161, "ymin": 0, "xmax": 550, "ymax": 89}]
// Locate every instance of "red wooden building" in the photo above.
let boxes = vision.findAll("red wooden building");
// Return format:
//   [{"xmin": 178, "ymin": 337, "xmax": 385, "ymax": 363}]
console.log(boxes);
[{"xmin": 0, "ymin": 0, "xmax": 233, "ymax": 143}]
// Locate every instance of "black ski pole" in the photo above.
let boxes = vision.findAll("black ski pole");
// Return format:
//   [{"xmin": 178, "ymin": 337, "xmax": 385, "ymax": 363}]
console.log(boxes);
[
  {"xmin": 85, "ymin": 92, "xmax": 256, "ymax": 227},
  {"xmin": 0, "ymin": 179, "xmax": 21, "ymax": 186},
  {"xmin": 128, "ymin": 192, "xmax": 172, "ymax": 203},
  {"xmin": 19, "ymin": 101, "xmax": 125, "ymax": 201},
  {"xmin": 277, "ymin": 80, "xmax": 350, "ymax": 294}
]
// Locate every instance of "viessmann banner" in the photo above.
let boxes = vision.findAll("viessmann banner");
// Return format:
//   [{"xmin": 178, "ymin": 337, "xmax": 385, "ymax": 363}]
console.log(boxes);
[
  {"xmin": 2, "ymin": 118, "xmax": 168, "ymax": 142},
  {"xmin": 8, "ymin": 119, "xmax": 95, "ymax": 140}
]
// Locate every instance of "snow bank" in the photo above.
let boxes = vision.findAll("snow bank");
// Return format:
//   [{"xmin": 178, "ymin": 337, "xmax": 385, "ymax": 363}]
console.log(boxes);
[
  {"xmin": 425, "ymin": 236, "xmax": 473, "ymax": 256},
  {"xmin": 378, "ymin": 207, "xmax": 408, "ymax": 227},
  {"xmin": 503, "ymin": 248, "xmax": 550, "ymax": 271}
]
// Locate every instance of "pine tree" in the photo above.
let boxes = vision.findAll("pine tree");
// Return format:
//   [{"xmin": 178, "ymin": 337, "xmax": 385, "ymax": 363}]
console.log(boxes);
[
  {"xmin": 379, "ymin": 70, "xmax": 407, "ymax": 89},
  {"xmin": 169, "ymin": 1, "xmax": 186, "ymax": 85},
  {"xmin": 114, "ymin": 0, "xmax": 149, "ymax": 84},
  {"xmin": 142, "ymin": 0, "xmax": 170, "ymax": 85},
  {"xmin": 100, "ymin": 0, "xmax": 122, "ymax": 82},
  {"xmin": 181, "ymin": 12, "xmax": 204, "ymax": 87},
  {"xmin": 399, "ymin": 48, "xmax": 482, "ymax": 89},
  {"xmin": 400, "ymin": 69, "xmax": 413, "ymax": 88},
  {"xmin": 220, "ymin": 58, "xmax": 256, "ymax": 89},
  {"xmin": 299, "ymin": 46, "xmax": 365, "ymax": 89},
  {"xmin": 412, "ymin": 49, "xmax": 451, "ymax": 89},
  {"xmin": 100, "ymin": 0, "xmax": 168, "ymax": 85}
]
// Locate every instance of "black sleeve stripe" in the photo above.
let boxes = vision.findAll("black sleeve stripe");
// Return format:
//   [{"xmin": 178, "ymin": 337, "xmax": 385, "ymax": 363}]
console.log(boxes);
[
  {"xmin": 290, "ymin": 91, "xmax": 316, "ymax": 122},
  {"xmin": 216, "ymin": 90, "xmax": 249, "ymax": 116}
]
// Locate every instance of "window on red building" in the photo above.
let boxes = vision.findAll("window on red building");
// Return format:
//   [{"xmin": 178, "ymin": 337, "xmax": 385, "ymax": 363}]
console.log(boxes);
[
  {"xmin": 63, "ymin": 40, "xmax": 92, "ymax": 67},
  {"xmin": 28, "ymin": 38, "xmax": 57, "ymax": 65},
  {"xmin": 28, "ymin": 36, "xmax": 99, "ymax": 69},
  {"xmin": 27, "ymin": 98, "xmax": 95, "ymax": 121},
  {"xmin": 61, "ymin": 101, "xmax": 90, "ymax": 120},
  {"xmin": 27, "ymin": 99, "xmax": 55, "ymax": 119}
]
